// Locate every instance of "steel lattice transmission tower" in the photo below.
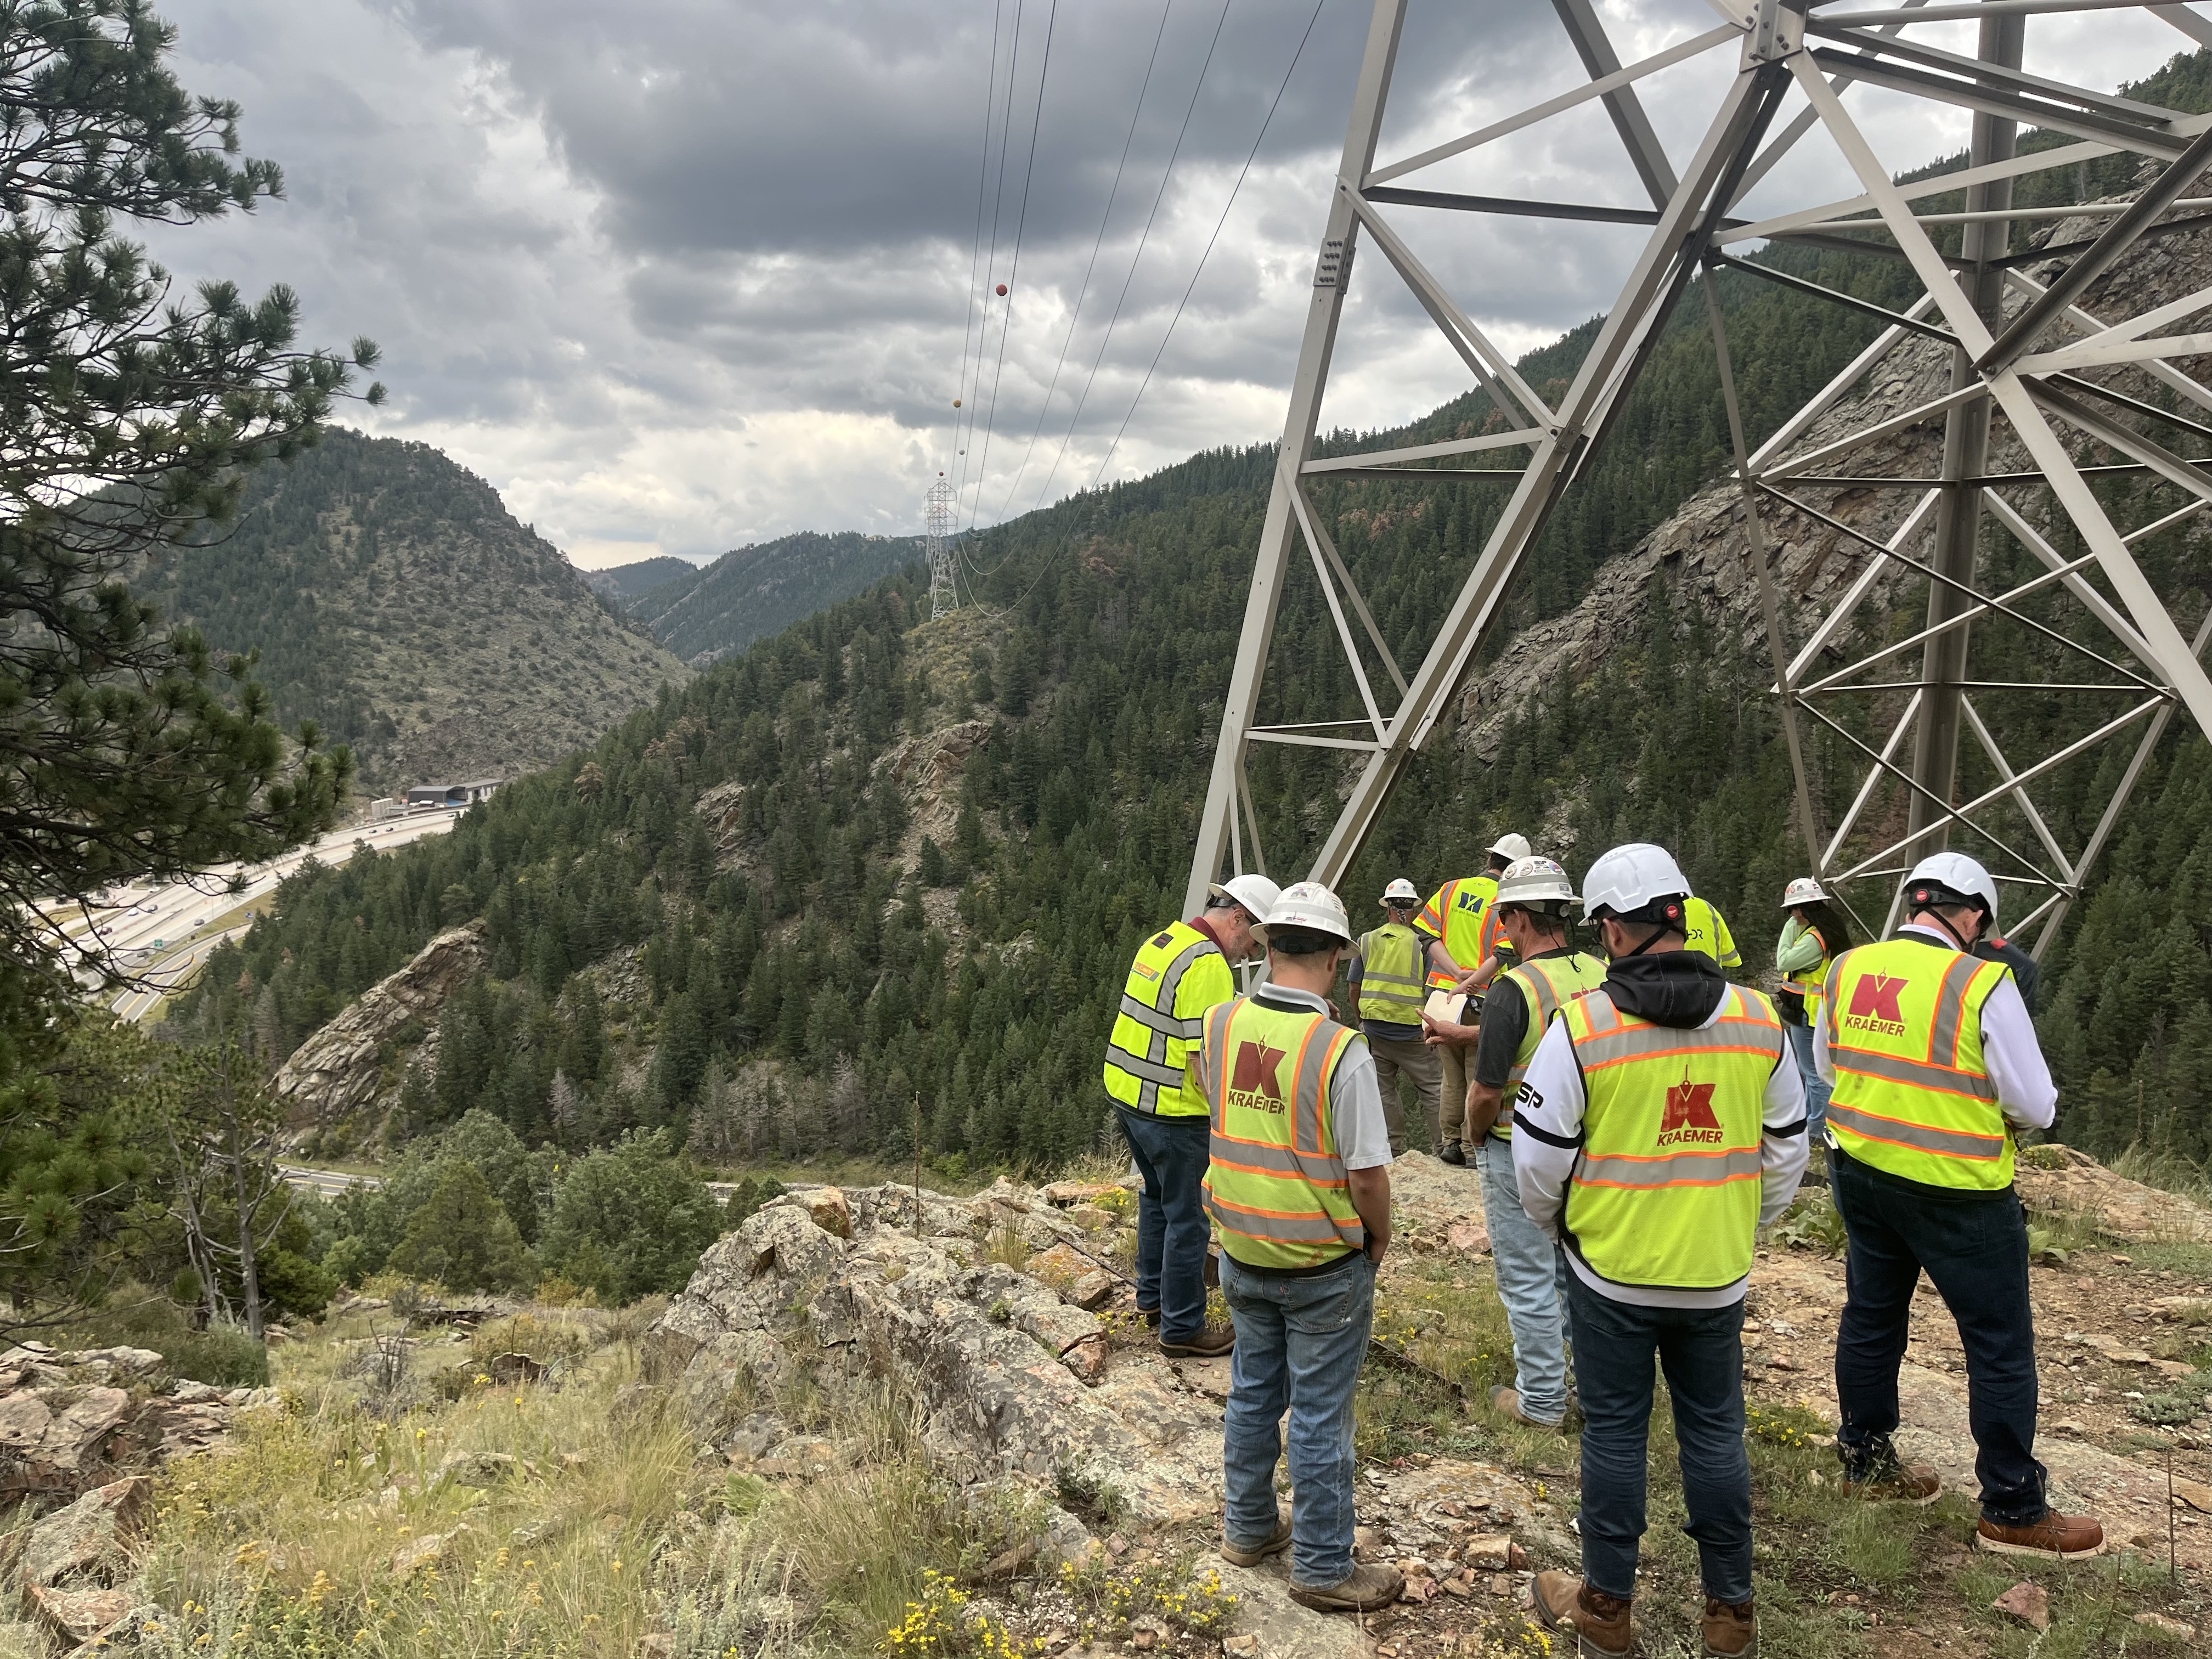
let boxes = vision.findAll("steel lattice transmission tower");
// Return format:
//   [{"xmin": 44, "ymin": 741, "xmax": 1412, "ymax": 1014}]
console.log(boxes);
[
  {"xmin": 1187, "ymin": 0, "xmax": 2212, "ymax": 956},
  {"xmin": 925, "ymin": 475, "xmax": 958, "ymax": 621}
]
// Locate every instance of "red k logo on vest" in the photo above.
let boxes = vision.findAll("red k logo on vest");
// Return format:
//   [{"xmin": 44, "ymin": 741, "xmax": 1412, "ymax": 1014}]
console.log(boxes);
[
  {"xmin": 1657, "ymin": 1070, "xmax": 1723, "ymax": 1146},
  {"xmin": 1229, "ymin": 1040, "xmax": 1288, "ymax": 1114},
  {"xmin": 1846, "ymin": 973, "xmax": 1910, "ymax": 1036}
]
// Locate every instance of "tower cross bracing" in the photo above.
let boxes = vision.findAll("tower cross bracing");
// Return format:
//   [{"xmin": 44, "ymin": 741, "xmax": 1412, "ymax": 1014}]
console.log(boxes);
[{"xmin": 1188, "ymin": 0, "xmax": 2212, "ymax": 956}]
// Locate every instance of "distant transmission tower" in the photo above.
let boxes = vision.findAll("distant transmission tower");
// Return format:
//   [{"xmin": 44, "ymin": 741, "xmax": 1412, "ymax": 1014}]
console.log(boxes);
[{"xmin": 926, "ymin": 475, "xmax": 958, "ymax": 620}]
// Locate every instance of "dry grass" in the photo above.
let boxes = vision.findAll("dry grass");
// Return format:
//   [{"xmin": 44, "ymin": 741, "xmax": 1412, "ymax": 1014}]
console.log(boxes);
[{"xmin": 72, "ymin": 1299, "xmax": 1047, "ymax": 1659}]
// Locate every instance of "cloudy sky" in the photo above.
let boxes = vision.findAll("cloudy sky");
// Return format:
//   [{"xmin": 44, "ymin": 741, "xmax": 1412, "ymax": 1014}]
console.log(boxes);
[{"xmin": 149, "ymin": 1, "xmax": 2197, "ymax": 567}]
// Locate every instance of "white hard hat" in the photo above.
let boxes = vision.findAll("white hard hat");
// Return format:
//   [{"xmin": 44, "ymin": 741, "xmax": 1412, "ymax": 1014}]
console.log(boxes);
[
  {"xmin": 1905, "ymin": 851, "xmax": 1998, "ymax": 922},
  {"xmin": 1780, "ymin": 877, "xmax": 1829, "ymax": 909},
  {"xmin": 1582, "ymin": 842, "xmax": 1691, "ymax": 924},
  {"xmin": 1207, "ymin": 873, "xmax": 1282, "ymax": 922},
  {"xmin": 1494, "ymin": 855, "xmax": 1577, "ymax": 910},
  {"xmin": 1488, "ymin": 832, "xmax": 1533, "ymax": 862},
  {"xmin": 1255, "ymin": 881, "xmax": 1353, "ymax": 946},
  {"xmin": 1381, "ymin": 877, "xmax": 1420, "ymax": 905}
]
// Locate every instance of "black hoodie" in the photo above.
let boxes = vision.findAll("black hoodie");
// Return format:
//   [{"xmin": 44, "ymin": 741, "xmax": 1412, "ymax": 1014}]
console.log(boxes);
[{"xmin": 1603, "ymin": 949, "xmax": 1728, "ymax": 1028}]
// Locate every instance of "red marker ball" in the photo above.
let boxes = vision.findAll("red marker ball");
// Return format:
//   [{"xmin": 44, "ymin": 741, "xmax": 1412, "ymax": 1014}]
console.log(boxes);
[{"xmin": 996, "ymin": 284, "xmax": 1008, "ymax": 296}]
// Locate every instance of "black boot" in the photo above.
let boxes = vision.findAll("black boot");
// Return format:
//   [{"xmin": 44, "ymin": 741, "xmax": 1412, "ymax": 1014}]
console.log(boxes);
[{"xmin": 1440, "ymin": 1141, "xmax": 1466, "ymax": 1166}]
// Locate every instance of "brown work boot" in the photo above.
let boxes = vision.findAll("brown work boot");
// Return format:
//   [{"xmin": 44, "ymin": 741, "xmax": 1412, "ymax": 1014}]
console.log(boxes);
[
  {"xmin": 1133, "ymin": 1304, "xmax": 1161, "ymax": 1328},
  {"xmin": 1839, "ymin": 1462, "xmax": 1941, "ymax": 1505},
  {"xmin": 1220, "ymin": 1513, "xmax": 1292, "ymax": 1568},
  {"xmin": 1530, "ymin": 1570, "xmax": 1633, "ymax": 1656},
  {"xmin": 1976, "ymin": 1510, "xmax": 2104, "ymax": 1560},
  {"xmin": 1159, "ymin": 1325, "xmax": 1234, "ymax": 1358},
  {"xmin": 1288, "ymin": 1560, "xmax": 1404, "ymax": 1613},
  {"xmin": 1703, "ymin": 1596, "xmax": 1756, "ymax": 1657},
  {"xmin": 1491, "ymin": 1384, "xmax": 1567, "ymax": 1431}
]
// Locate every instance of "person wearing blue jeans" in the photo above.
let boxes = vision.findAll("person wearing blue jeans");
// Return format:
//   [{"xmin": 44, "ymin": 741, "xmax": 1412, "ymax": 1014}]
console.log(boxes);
[
  {"xmin": 1479, "ymin": 1139, "xmax": 1574, "ymax": 1423},
  {"xmin": 1516, "ymin": 843, "xmax": 1808, "ymax": 1658},
  {"xmin": 1116, "ymin": 1106, "xmax": 1214, "ymax": 1347},
  {"xmin": 1219, "ymin": 1252, "xmax": 1378, "ymax": 1589},
  {"xmin": 1193, "ymin": 881, "xmax": 1403, "ymax": 1614},
  {"xmin": 1453, "ymin": 864, "xmax": 1607, "ymax": 1431},
  {"xmin": 1565, "ymin": 1274, "xmax": 1753, "ymax": 1605}
]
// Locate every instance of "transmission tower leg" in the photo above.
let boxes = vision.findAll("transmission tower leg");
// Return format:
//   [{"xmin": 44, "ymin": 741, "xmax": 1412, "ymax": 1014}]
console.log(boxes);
[
  {"xmin": 1183, "ymin": 0, "xmax": 1408, "ymax": 920},
  {"xmin": 1900, "ymin": 14, "xmax": 2025, "ymax": 907}
]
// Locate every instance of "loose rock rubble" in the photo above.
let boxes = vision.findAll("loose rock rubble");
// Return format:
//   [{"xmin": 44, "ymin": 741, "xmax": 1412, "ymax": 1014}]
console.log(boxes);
[{"xmin": 0, "ymin": 1342, "xmax": 276, "ymax": 1506}]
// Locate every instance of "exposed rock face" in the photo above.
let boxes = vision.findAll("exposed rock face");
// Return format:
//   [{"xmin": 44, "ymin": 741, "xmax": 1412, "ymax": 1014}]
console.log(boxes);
[
  {"xmin": 1449, "ymin": 199, "xmax": 2212, "ymax": 771},
  {"xmin": 2016, "ymin": 1143, "xmax": 2212, "ymax": 1242},
  {"xmin": 272, "ymin": 919, "xmax": 488, "ymax": 1128},
  {"xmin": 648, "ymin": 1178, "xmax": 1224, "ymax": 1521},
  {"xmin": 0, "ymin": 1345, "xmax": 276, "ymax": 1504},
  {"xmin": 648, "ymin": 1177, "xmax": 1390, "ymax": 1656}
]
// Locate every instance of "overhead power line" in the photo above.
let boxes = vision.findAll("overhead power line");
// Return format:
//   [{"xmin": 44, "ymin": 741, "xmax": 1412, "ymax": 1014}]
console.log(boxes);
[
  {"xmin": 1092, "ymin": 0, "xmax": 1331, "ymax": 492},
  {"xmin": 990, "ymin": 0, "xmax": 1178, "ymax": 524},
  {"xmin": 1026, "ymin": 0, "xmax": 1235, "ymax": 516},
  {"xmin": 965, "ymin": 0, "xmax": 1062, "ymax": 533}
]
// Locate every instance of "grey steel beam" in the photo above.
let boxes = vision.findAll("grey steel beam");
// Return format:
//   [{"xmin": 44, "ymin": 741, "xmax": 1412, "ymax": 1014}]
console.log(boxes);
[
  {"xmin": 1906, "ymin": 11, "xmax": 2022, "ymax": 867},
  {"xmin": 1551, "ymin": 0, "xmax": 1679, "ymax": 207},
  {"xmin": 1982, "ymin": 118, "xmax": 2212, "ymax": 370},
  {"xmin": 1182, "ymin": 0, "xmax": 1408, "ymax": 918}
]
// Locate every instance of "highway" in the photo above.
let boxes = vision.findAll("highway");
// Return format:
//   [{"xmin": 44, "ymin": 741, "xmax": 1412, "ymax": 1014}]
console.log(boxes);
[
  {"xmin": 69, "ymin": 809, "xmax": 463, "ymax": 1021},
  {"xmin": 278, "ymin": 1164, "xmax": 383, "ymax": 1198}
]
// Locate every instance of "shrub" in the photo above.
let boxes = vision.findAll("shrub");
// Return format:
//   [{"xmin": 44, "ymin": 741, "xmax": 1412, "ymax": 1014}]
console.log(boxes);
[
  {"xmin": 535, "ymin": 1131, "xmax": 723, "ymax": 1303},
  {"xmin": 387, "ymin": 1163, "xmax": 535, "ymax": 1293}
]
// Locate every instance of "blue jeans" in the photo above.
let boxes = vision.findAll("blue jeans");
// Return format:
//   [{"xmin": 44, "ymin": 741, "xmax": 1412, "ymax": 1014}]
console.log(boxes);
[
  {"xmin": 1116, "ymin": 1106, "xmax": 1212, "ymax": 1342},
  {"xmin": 1479, "ymin": 1137, "xmax": 1572, "ymax": 1423},
  {"xmin": 1831, "ymin": 1149, "xmax": 2047, "ymax": 1523},
  {"xmin": 1566, "ymin": 1273, "xmax": 1753, "ymax": 1605},
  {"xmin": 1220, "ymin": 1250, "xmax": 1377, "ymax": 1589},
  {"xmin": 1787, "ymin": 1021, "xmax": 1831, "ymax": 1148}
]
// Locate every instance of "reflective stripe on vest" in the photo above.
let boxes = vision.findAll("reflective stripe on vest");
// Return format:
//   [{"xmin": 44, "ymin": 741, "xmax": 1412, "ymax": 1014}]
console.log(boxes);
[
  {"xmin": 1560, "ymin": 986, "xmax": 1785, "ymax": 1290},
  {"xmin": 1822, "ymin": 939, "xmax": 2013, "ymax": 1188},
  {"xmin": 1490, "ymin": 951, "xmax": 1609, "ymax": 1141},
  {"xmin": 1103, "ymin": 921, "xmax": 1232, "ymax": 1117},
  {"xmin": 1357, "ymin": 924, "xmax": 1426, "ymax": 1024},
  {"xmin": 1417, "ymin": 875, "xmax": 1497, "ymax": 989},
  {"xmin": 1200, "ymin": 996, "xmax": 1365, "ymax": 1269}
]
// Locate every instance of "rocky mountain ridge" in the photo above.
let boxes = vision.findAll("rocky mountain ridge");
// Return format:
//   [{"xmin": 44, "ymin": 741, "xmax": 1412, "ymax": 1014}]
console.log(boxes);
[{"xmin": 136, "ymin": 428, "xmax": 690, "ymax": 793}]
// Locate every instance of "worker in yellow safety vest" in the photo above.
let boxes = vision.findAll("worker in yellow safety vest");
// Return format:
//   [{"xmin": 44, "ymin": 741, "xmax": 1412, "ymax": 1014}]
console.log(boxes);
[
  {"xmin": 1774, "ymin": 876, "xmax": 1852, "ymax": 1176},
  {"xmin": 1414, "ymin": 832, "xmax": 1531, "ymax": 1161},
  {"xmin": 1103, "ymin": 871, "xmax": 1279, "ymax": 1357},
  {"xmin": 1195, "ymin": 882, "xmax": 1403, "ymax": 1616},
  {"xmin": 1681, "ymin": 893, "xmax": 1742, "ymax": 972},
  {"xmin": 1517, "ymin": 843, "xmax": 1807, "ymax": 1659},
  {"xmin": 1816, "ymin": 851, "xmax": 2102, "ymax": 1562},
  {"xmin": 1347, "ymin": 878, "xmax": 1448, "ymax": 1155}
]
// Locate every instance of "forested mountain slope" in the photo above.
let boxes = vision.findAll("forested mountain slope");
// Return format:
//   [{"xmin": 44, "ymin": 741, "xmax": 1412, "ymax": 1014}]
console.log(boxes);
[
  {"xmin": 624, "ymin": 531, "xmax": 924, "ymax": 665},
  {"xmin": 137, "ymin": 429, "xmax": 690, "ymax": 792},
  {"xmin": 582, "ymin": 556, "xmax": 696, "ymax": 600},
  {"xmin": 173, "ymin": 50, "xmax": 2212, "ymax": 1171}
]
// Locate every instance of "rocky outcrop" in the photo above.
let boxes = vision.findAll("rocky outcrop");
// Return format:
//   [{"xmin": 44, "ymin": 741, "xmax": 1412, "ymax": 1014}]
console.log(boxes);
[
  {"xmin": 648, "ymin": 1178, "xmax": 1227, "ymax": 1522},
  {"xmin": 0, "ymin": 1344, "xmax": 277, "ymax": 1504},
  {"xmin": 2017, "ymin": 1143, "xmax": 2212, "ymax": 1242},
  {"xmin": 272, "ymin": 919, "xmax": 487, "ymax": 1129},
  {"xmin": 1451, "ymin": 194, "xmax": 2212, "ymax": 769}
]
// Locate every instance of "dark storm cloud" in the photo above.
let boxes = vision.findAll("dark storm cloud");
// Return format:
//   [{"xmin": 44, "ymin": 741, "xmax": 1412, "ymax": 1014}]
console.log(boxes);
[{"xmin": 167, "ymin": 0, "xmax": 2159, "ymax": 559}]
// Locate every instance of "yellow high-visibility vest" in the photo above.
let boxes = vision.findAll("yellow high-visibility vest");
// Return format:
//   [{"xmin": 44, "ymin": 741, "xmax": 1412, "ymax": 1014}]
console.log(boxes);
[
  {"xmin": 1200, "ymin": 995, "xmax": 1365, "ymax": 1270},
  {"xmin": 1683, "ymin": 897, "xmax": 1742, "ymax": 971},
  {"xmin": 1782, "ymin": 922, "xmax": 1833, "ymax": 1024},
  {"xmin": 1488, "ymin": 950, "xmax": 1607, "ymax": 1142},
  {"xmin": 1559, "ymin": 986, "xmax": 1785, "ymax": 1289},
  {"xmin": 1822, "ymin": 937, "xmax": 2014, "ymax": 1190},
  {"xmin": 1103, "ymin": 919, "xmax": 1234, "ymax": 1117},
  {"xmin": 1356, "ymin": 924, "xmax": 1426, "ymax": 1025},
  {"xmin": 1415, "ymin": 874, "xmax": 1498, "ymax": 989}
]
